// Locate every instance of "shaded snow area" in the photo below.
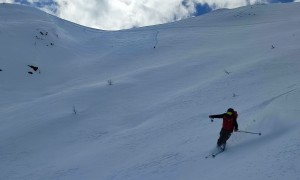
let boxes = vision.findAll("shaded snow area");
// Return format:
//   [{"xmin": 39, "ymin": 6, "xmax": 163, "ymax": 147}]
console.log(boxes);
[{"xmin": 1, "ymin": 3, "xmax": 300, "ymax": 180}]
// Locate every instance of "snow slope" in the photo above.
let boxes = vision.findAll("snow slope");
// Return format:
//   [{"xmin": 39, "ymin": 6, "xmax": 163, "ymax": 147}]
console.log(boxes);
[{"xmin": 1, "ymin": 2, "xmax": 300, "ymax": 180}]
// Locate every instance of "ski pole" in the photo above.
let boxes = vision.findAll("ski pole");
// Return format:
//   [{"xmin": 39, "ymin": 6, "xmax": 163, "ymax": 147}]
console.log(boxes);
[{"xmin": 237, "ymin": 130, "xmax": 262, "ymax": 136}]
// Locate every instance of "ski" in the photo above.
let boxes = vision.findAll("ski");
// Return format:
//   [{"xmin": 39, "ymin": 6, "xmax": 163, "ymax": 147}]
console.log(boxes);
[
  {"xmin": 205, "ymin": 154, "xmax": 214, "ymax": 159},
  {"xmin": 205, "ymin": 147, "xmax": 225, "ymax": 159},
  {"xmin": 211, "ymin": 149, "xmax": 224, "ymax": 158}
]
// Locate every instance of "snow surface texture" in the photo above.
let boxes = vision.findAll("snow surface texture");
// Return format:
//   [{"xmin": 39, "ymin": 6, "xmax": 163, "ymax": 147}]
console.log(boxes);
[{"xmin": 1, "ymin": 3, "xmax": 300, "ymax": 180}]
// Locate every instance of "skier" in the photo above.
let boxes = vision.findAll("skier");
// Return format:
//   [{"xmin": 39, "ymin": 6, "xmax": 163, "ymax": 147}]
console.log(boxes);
[{"xmin": 209, "ymin": 108, "xmax": 238, "ymax": 150}]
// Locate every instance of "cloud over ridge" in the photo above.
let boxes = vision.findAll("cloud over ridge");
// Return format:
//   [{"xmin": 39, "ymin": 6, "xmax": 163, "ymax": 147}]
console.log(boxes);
[
  {"xmin": 52, "ymin": 0, "xmax": 268, "ymax": 30},
  {"xmin": 1, "ymin": 0, "xmax": 298, "ymax": 30}
]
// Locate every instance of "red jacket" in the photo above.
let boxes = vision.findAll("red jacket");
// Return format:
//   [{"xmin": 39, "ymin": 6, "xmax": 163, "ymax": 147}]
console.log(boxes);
[{"xmin": 210, "ymin": 111, "xmax": 238, "ymax": 132}]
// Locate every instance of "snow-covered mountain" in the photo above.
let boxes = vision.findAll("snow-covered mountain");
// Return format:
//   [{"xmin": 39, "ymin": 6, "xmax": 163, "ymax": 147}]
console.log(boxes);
[{"xmin": 1, "ymin": 2, "xmax": 300, "ymax": 180}]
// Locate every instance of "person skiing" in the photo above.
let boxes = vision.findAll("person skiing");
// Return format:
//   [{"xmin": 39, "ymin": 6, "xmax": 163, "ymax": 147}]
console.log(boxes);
[{"xmin": 209, "ymin": 108, "xmax": 238, "ymax": 150}]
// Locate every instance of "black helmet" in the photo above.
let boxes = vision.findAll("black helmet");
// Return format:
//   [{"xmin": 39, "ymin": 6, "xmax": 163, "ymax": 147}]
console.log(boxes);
[{"xmin": 227, "ymin": 108, "xmax": 234, "ymax": 113}]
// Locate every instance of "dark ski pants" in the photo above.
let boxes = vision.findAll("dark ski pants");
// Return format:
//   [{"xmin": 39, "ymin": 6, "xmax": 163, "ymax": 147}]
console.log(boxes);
[{"xmin": 217, "ymin": 128, "xmax": 232, "ymax": 146}]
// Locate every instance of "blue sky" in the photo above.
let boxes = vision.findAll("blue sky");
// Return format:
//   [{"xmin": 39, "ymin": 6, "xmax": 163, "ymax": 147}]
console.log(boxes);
[
  {"xmin": 194, "ymin": 3, "xmax": 213, "ymax": 16},
  {"xmin": 3, "ymin": 0, "xmax": 299, "ymax": 30}
]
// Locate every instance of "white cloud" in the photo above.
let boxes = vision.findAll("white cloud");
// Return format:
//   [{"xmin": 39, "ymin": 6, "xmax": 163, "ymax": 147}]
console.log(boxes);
[
  {"xmin": 53, "ymin": 0, "xmax": 195, "ymax": 30},
  {"xmin": 0, "ymin": 0, "xmax": 271, "ymax": 30},
  {"xmin": 52, "ymin": 0, "xmax": 270, "ymax": 30},
  {"xmin": 0, "ymin": 0, "xmax": 14, "ymax": 3},
  {"xmin": 0, "ymin": 0, "xmax": 281, "ymax": 30}
]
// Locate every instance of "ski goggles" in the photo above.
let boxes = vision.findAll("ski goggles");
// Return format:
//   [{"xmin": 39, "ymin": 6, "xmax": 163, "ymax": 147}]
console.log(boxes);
[{"xmin": 226, "ymin": 112, "xmax": 233, "ymax": 116}]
